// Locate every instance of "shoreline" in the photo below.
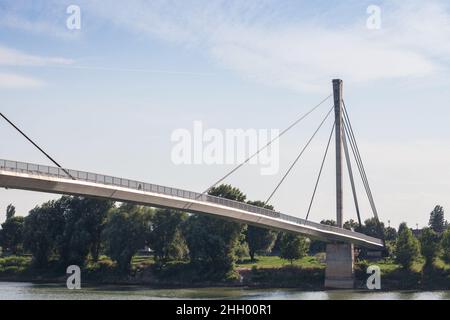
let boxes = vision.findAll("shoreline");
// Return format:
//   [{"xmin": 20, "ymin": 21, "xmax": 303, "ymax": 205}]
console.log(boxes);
[
  {"xmin": 1, "ymin": 268, "xmax": 448, "ymax": 291},
  {"xmin": 0, "ymin": 279, "xmax": 449, "ymax": 294},
  {"xmin": 1, "ymin": 255, "xmax": 449, "ymax": 291}
]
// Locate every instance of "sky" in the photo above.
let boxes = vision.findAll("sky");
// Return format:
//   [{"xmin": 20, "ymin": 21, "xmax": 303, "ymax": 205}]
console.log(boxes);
[{"xmin": 1, "ymin": 0, "xmax": 450, "ymax": 229}]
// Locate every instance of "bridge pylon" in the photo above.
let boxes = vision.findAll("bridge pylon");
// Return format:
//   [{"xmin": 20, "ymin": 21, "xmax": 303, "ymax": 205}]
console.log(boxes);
[{"xmin": 324, "ymin": 79, "xmax": 355, "ymax": 289}]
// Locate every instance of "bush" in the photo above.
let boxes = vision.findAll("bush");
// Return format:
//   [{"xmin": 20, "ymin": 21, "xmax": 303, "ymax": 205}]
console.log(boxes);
[{"xmin": 441, "ymin": 229, "xmax": 450, "ymax": 263}]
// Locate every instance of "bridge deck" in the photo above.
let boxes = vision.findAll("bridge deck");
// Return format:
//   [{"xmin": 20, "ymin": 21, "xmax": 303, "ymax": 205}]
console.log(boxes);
[{"xmin": 0, "ymin": 159, "xmax": 384, "ymax": 249}]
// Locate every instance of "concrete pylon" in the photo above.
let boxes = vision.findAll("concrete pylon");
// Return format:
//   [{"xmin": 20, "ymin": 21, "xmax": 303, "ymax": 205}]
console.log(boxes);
[
  {"xmin": 325, "ymin": 243, "xmax": 355, "ymax": 289},
  {"xmin": 325, "ymin": 79, "xmax": 355, "ymax": 289}
]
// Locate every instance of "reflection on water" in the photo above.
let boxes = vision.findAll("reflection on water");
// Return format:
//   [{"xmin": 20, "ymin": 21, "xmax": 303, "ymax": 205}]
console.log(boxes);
[{"xmin": 0, "ymin": 282, "xmax": 449, "ymax": 300}]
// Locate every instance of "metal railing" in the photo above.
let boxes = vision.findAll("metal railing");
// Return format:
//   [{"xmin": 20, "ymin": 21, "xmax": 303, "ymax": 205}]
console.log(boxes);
[{"xmin": 0, "ymin": 159, "xmax": 383, "ymax": 245}]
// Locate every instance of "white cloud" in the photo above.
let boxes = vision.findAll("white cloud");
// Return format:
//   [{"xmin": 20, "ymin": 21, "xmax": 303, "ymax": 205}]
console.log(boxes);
[
  {"xmin": 80, "ymin": 0, "xmax": 450, "ymax": 92},
  {"xmin": 0, "ymin": 72, "xmax": 44, "ymax": 88},
  {"xmin": 2, "ymin": 0, "xmax": 450, "ymax": 92},
  {"xmin": 0, "ymin": 46, "xmax": 73, "ymax": 66},
  {"xmin": 0, "ymin": 45, "xmax": 73, "ymax": 88},
  {"xmin": 209, "ymin": 26, "xmax": 435, "ymax": 92}
]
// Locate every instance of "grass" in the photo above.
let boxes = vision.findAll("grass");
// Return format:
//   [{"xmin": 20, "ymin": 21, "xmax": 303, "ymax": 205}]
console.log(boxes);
[
  {"xmin": 131, "ymin": 255, "xmax": 155, "ymax": 268},
  {"xmin": 129, "ymin": 254, "xmax": 326, "ymax": 271},
  {"xmin": 0, "ymin": 255, "xmax": 32, "ymax": 275},
  {"xmin": 236, "ymin": 254, "xmax": 325, "ymax": 269},
  {"xmin": 359, "ymin": 256, "xmax": 450, "ymax": 273}
]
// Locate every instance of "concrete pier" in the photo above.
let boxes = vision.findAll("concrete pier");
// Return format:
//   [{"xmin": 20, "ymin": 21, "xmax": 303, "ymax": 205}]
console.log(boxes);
[{"xmin": 324, "ymin": 243, "xmax": 355, "ymax": 289}]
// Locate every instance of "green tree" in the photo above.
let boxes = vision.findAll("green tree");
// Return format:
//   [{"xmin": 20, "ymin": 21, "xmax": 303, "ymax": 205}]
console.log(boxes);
[
  {"xmin": 398, "ymin": 222, "xmax": 409, "ymax": 234},
  {"xmin": 23, "ymin": 200, "xmax": 66, "ymax": 267},
  {"xmin": 343, "ymin": 219, "xmax": 359, "ymax": 231},
  {"xmin": 0, "ymin": 216, "xmax": 25, "ymax": 254},
  {"xmin": 148, "ymin": 208, "xmax": 188, "ymax": 264},
  {"xmin": 208, "ymin": 184, "xmax": 247, "ymax": 202},
  {"xmin": 57, "ymin": 196, "xmax": 113, "ymax": 266},
  {"xmin": 441, "ymin": 228, "xmax": 450, "ymax": 263},
  {"xmin": 309, "ymin": 239, "xmax": 326, "ymax": 254},
  {"xmin": 394, "ymin": 223, "xmax": 420, "ymax": 269},
  {"xmin": 320, "ymin": 219, "xmax": 336, "ymax": 226},
  {"xmin": 429, "ymin": 205, "xmax": 446, "ymax": 233},
  {"xmin": 359, "ymin": 217, "xmax": 385, "ymax": 238},
  {"xmin": 419, "ymin": 227, "xmax": 440, "ymax": 266},
  {"xmin": 279, "ymin": 233, "xmax": 309, "ymax": 264},
  {"xmin": 234, "ymin": 233, "xmax": 250, "ymax": 260},
  {"xmin": 245, "ymin": 201, "xmax": 277, "ymax": 261},
  {"xmin": 183, "ymin": 184, "xmax": 246, "ymax": 280},
  {"xmin": 103, "ymin": 204, "xmax": 152, "ymax": 272},
  {"xmin": 184, "ymin": 214, "xmax": 244, "ymax": 279},
  {"xmin": 385, "ymin": 226, "xmax": 398, "ymax": 241},
  {"xmin": 6, "ymin": 204, "xmax": 15, "ymax": 220}
]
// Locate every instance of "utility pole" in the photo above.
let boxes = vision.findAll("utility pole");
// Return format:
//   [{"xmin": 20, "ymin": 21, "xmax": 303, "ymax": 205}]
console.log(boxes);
[{"xmin": 333, "ymin": 79, "xmax": 344, "ymax": 228}]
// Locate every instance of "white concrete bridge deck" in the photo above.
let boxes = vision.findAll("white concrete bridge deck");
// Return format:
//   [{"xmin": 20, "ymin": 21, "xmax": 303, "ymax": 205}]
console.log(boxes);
[{"xmin": 0, "ymin": 159, "xmax": 384, "ymax": 249}]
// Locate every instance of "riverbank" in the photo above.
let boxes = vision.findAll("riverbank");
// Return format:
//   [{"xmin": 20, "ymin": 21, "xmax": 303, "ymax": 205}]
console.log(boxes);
[{"xmin": 1, "ymin": 255, "xmax": 449, "ymax": 291}]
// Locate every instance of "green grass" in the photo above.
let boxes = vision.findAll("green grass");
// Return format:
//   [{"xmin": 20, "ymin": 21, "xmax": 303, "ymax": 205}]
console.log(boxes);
[
  {"xmin": 131, "ymin": 255, "xmax": 155, "ymax": 267},
  {"xmin": 356, "ymin": 257, "xmax": 428, "ymax": 273},
  {"xmin": 378, "ymin": 257, "xmax": 450, "ymax": 273},
  {"xmin": 236, "ymin": 254, "xmax": 325, "ymax": 269},
  {"xmin": 0, "ymin": 255, "xmax": 32, "ymax": 275}
]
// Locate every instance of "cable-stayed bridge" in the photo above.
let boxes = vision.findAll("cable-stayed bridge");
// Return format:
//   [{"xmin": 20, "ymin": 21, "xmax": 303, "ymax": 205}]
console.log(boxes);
[
  {"xmin": 0, "ymin": 159, "xmax": 383, "ymax": 249},
  {"xmin": 0, "ymin": 79, "xmax": 385, "ymax": 288}
]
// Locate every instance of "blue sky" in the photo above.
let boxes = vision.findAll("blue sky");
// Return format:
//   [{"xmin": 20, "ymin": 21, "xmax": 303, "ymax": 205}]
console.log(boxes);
[{"xmin": 1, "ymin": 0, "xmax": 450, "ymax": 229}]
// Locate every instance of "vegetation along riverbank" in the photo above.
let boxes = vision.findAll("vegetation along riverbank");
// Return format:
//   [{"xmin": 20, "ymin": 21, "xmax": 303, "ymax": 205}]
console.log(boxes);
[{"xmin": 1, "ymin": 185, "xmax": 450, "ymax": 290}]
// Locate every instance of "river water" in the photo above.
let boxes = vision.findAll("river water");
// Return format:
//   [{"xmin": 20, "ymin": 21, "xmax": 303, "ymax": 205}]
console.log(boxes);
[{"xmin": 0, "ymin": 282, "xmax": 449, "ymax": 300}]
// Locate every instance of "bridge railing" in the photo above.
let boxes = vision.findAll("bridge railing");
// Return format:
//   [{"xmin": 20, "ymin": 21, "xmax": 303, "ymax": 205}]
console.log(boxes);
[{"xmin": 0, "ymin": 159, "xmax": 382, "ymax": 245}]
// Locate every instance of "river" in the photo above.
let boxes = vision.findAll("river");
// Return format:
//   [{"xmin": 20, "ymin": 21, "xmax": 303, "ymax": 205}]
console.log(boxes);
[{"xmin": 0, "ymin": 282, "xmax": 449, "ymax": 300}]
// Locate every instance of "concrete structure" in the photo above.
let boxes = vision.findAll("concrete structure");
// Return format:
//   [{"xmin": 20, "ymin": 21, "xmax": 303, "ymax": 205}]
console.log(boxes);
[
  {"xmin": 324, "ymin": 243, "xmax": 355, "ymax": 288},
  {"xmin": 333, "ymin": 79, "xmax": 344, "ymax": 229},
  {"xmin": 325, "ymin": 79, "xmax": 356, "ymax": 289},
  {"xmin": 0, "ymin": 159, "xmax": 384, "ymax": 249}
]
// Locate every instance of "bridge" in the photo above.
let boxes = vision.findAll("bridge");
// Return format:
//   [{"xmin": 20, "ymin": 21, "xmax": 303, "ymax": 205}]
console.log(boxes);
[
  {"xmin": 0, "ymin": 79, "xmax": 385, "ymax": 288},
  {"xmin": 0, "ymin": 159, "xmax": 383, "ymax": 249}
]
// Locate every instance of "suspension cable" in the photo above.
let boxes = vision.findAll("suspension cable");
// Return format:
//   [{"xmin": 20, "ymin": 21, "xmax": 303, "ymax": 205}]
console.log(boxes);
[
  {"xmin": 183, "ymin": 94, "xmax": 332, "ymax": 209},
  {"xmin": 342, "ymin": 122, "xmax": 362, "ymax": 226},
  {"xmin": 342, "ymin": 103, "xmax": 378, "ymax": 220},
  {"xmin": 343, "ymin": 118, "xmax": 376, "ymax": 219},
  {"xmin": 305, "ymin": 121, "xmax": 335, "ymax": 221},
  {"xmin": 0, "ymin": 112, "xmax": 75, "ymax": 180},
  {"xmin": 264, "ymin": 106, "xmax": 334, "ymax": 205},
  {"xmin": 342, "ymin": 102, "xmax": 385, "ymax": 245}
]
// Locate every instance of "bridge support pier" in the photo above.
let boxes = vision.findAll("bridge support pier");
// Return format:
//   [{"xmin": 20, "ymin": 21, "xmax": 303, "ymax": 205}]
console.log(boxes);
[{"xmin": 324, "ymin": 243, "xmax": 354, "ymax": 289}]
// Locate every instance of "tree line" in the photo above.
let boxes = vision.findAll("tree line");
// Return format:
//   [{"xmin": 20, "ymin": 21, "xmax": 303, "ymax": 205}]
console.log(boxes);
[
  {"xmin": 393, "ymin": 206, "xmax": 450, "ymax": 270},
  {"xmin": 1, "ymin": 186, "xmax": 449, "ymax": 279},
  {"xmin": 0, "ymin": 185, "xmax": 310, "ymax": 280}
]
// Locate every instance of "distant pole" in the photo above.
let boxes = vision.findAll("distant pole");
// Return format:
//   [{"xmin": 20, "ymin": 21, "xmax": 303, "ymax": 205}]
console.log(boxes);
[{"xmin": 333, "ymin": 79, "xmax": 344, "ymax": 228}]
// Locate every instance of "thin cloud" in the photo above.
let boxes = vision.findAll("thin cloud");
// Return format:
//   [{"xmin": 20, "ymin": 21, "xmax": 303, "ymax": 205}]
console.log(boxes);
[
  {"xmin": 78, "ymin": 0, "xmax": 450, "ymax": 92},
  {"xmin": 0, "ymin": 46, "xmax": 73, "ymax": 66},
  {"xmin": 2, "ymin": 0, "xmax": 449, "ymax": 91},
  {"xmin": 0, "ymin": 72, "xmax": 45, "ymax": 88},
  {"xmin": 0, "ymin": 45, "xmax": 73, "ymax": 89}
]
